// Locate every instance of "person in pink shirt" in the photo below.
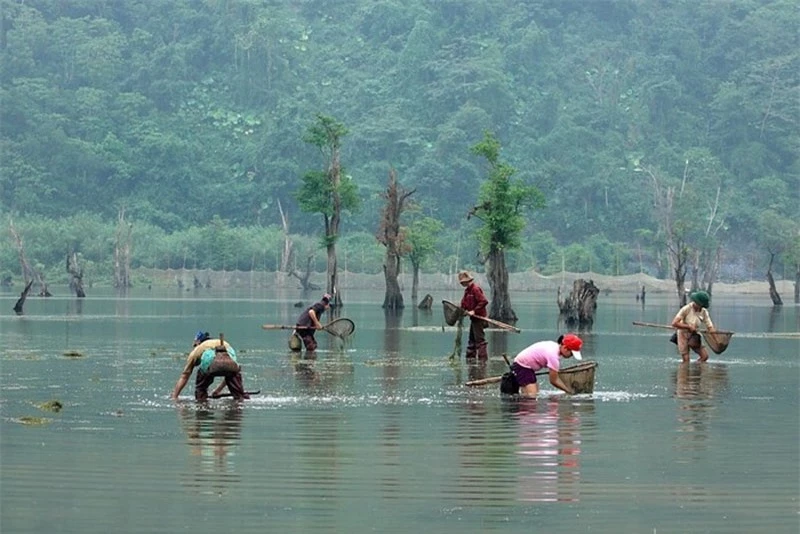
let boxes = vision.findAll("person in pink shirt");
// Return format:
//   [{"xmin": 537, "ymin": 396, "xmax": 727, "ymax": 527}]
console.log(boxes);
[{"xmin": 508, "ymin": 334, "xmax": 583, "ymax": 396}]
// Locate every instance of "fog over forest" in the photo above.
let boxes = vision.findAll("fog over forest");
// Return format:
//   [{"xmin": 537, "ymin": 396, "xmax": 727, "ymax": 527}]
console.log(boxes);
[{"xmin": 0, "ymin": 0, "xmax": 797, "ymax": 288}]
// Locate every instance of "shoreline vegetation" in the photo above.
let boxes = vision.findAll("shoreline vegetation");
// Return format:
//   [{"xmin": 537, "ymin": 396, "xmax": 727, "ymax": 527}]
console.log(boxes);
[{"xmin": 128, "ymin": 268, "xmax": 792, "ymax": 296}]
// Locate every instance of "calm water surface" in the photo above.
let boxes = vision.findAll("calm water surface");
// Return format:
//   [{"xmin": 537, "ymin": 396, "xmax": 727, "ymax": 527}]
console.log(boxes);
[{"xmin": 1, "ymin": 288, "xmax": 798, "ymax": 533}]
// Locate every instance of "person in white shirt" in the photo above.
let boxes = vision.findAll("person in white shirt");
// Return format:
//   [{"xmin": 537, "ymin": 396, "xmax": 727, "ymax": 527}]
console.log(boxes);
[{"xmin": 671, "ymin": 291, "xmax": 716, "ymax": 362}]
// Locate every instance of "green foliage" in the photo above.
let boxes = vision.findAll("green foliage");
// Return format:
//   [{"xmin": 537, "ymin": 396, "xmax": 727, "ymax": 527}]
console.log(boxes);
[
  {"xmin": 469, "ymin": 131, "xmax": 545, "ymax": 255},
  {"xmin": 296, "ymin": 115, "xmax": 360, "ymax": 226},
  {"xmin": 339, "ymin": 232, "xmax": 384, "ymax": 274},
  {"xmin": 0, "ymin": 0, "xmax": 797, "ymax": 282},
  {"xmin": 406, "ymin": 216, "xmax": 445, "ymax": 271}
]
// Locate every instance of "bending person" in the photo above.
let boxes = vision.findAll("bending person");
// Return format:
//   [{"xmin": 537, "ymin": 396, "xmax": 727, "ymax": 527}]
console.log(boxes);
[
  {"xmin": 171, "ymin": 331, "xmax": 249, "ymax": 401},
  {"xmin": 507, "ymin": 334, "xmax": 583, "ymax": 396},
  {"xmin": 671, "ymin": 290, "xmax": 715, "ymax": 363}
]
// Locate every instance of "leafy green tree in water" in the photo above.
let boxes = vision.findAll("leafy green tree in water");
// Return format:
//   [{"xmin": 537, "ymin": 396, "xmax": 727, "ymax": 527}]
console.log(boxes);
[
  {"xmin": 406, "ymin": 216, "xmax": 444, "ymax": 305},
  {"xmin": 468, "ymin": 131, "xmax": 545, "ymax": 322},
  {"xmin": 296, "ymin": 115, "xmax": 360, "ymax": 307}
]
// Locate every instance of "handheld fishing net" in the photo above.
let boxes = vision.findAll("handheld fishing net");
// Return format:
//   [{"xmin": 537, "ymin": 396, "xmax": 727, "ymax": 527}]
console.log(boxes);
[
  {"xmin": 442, "ymin": 300, "xmax": 465, "ymax": 326},
  {"xmin": 323, "ymin": 318, "xmax": 356, "ymax": 339},
  {"xmin": 702, "ymin": 331, "xmax": 733, "ymax": 354}
]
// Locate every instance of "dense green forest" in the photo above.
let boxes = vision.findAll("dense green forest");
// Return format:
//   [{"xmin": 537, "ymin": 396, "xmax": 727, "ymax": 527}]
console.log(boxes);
[{"xmin": 0, "ymin": 0, "xmax": 798, "ymax": 287}]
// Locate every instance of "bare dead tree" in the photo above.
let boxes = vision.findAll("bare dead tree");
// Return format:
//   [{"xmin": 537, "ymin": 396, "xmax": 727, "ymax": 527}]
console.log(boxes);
[
  {"xmin": 766, "ymin": 252, "xmax": 784, "ymax": 305},
  {"xmin": 9, "ymin": 219, "xmax": 49, "ymax": 297},
  {"xmin": 66, "ymin": 251, "xmax": 86, "ymax": 297},
  {"xmin": 289, "ymin": 254, "xmax": 321, "ymax": 291},
  {"xmin": 277, "ymin": 199, "xmax": 293, "ymax": 276},
  {"xmin": 641, "ymin": 163, "xmax": 713, "ymax": 303},
  {"xmin": 377, "ymin": 168, "xmax": 415, "ymax": 310},
  {"xmin": 114, "ymin": 207, "xmax": 133, "ymax": 289},
  {"xmin": 13, "ymin": 280, "xmax": 34, "ymax": 315}
]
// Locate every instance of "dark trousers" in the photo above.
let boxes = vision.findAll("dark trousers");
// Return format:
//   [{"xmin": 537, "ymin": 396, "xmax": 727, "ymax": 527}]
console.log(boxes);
[
  {"xmin": 466, "ymin": 318, "xmax": 488, "ymax": 360},
  {"xmin": 297, "ymin": 328, "xmax": 318, "ymax": 351},
  {"xmin": 194, "ymin": 354, "xmax": 248, "ymax": 401}
]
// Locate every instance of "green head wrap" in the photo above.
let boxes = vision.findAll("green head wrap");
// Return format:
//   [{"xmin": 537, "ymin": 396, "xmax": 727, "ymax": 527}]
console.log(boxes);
[{"xmin": 690, "ymin": 291, "xmax": 709, "ymax": 308}]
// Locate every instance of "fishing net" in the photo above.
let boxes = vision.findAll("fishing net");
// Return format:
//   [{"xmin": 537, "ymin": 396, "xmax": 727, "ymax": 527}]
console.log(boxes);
[
  {"xmin": 442, "ymin": 300, "xmax": 464, "ymax": 326},
  {"xmin": 703, "ymin": 331, "xmax": 733, "ymax": 354},
  {"xmin": 559, "ymin": 361, "xmax": 598, "ymax": 394},
  {"xmin": 324, "ymin": 318, "xmax": 355, "ymax": 339}
]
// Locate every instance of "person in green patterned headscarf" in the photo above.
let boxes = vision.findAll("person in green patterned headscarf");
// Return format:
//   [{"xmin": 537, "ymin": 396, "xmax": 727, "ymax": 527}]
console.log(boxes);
[{"xmin": 671, "ymin": 291, "xmax": 716, "ymax": 362}]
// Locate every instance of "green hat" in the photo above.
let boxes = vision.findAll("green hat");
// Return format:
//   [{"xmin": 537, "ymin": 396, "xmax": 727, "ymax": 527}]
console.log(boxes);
[{"xmin": 690, "ymin": 291, "xmax": 709, "ymax": 308}]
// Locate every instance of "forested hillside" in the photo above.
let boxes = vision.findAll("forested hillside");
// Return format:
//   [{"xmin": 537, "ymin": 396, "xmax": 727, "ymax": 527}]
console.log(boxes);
[{"xmin": 0, "ymin": 0, "xmax": 798, "ymax": 285}]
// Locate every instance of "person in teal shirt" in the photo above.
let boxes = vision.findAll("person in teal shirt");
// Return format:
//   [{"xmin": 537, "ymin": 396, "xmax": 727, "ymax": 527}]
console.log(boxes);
[{"xmin": 171, "ymin": 331, "xmax": 249, "ymax": 401}]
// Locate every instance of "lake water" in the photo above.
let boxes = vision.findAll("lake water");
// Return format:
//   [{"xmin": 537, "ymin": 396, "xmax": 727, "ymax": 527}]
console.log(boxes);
[{"xmin": 1, "ymin": 287, "xmax": 798, "ymax": 533}]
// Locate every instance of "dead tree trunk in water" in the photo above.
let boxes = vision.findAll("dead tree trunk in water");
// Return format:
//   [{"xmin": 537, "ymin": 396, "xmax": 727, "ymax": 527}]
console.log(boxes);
[
  {"xmin": 67, "ymin": 251, "xmax": 86, "ymax": 297},
  {"xmin": 766, "ymin": 252, "xmax": 783, "ymax": 305},
  {"xmin": 114, "ymin": 208, "xmax": 133, "ymax": 289},
  {"xmin": 290, "ymin": 254, "xmax": 321, "ymax": 292},
  {"xmin": 557, "ymin": 279, "xmax": 599, "ymax": 330},
  {"xmin": 9, "ymin": 220, "xmax": 50, "ymax": 297},
  {"xmin": 277, "ymin": 199, "xmax": 292, "ymax": 285},
  {"xmin": 486, "ymin": 247, "xmax": 517, "ymax": 323},
  {"xmin": 377, "ymin": 169, "xmax": 415, "ymax": 310},
  {"xmin": 13, "ymin": 280, "xmax": 33, "ymax": 315},
  {"xmin": 795, "ymin": 262, "xmax": 800, "ymax": 304},
  {"xmin": 418, "ymin": 293, "xmax": 433, "ymax": 310}
]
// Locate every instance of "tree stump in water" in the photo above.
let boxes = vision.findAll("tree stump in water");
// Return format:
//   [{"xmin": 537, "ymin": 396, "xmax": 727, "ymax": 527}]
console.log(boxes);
[
  {"xmin": 67, "ymin": 251, "xmax": 86, "ymax": 298},
  {"xmin": 418, "ymin": 294, "xmax": 433, "ymax": 310},
  {"xmin": 13, "ymin": 280, "xmax": 33, "ymax": 315},
  {"xmin": 557, "ymin": 279, "xmax": 599, "ymax": 330}
]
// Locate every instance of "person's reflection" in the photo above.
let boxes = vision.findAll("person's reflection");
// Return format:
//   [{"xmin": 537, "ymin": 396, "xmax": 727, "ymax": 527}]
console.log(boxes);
[
  {"xmin": 466, "ymin": 357, "xmax": 488, "ymax": 382},
  {"xmin": 292, "ymin": 351, "xmax": 320, "ymax": 389},
  {"xmin": 177, "ymin": 403, "xmax": 244, "ymax": 494},
  {"xmin": 291, "ymin": 345, "xmax": 354, "ymax": 393},
  {"xmin": 508, "ymin": 397, "xmax": 591, "ymax": 503},
  {"xmin": 672, "ymin": 362, "xmax": 729, "ymax": 455}
]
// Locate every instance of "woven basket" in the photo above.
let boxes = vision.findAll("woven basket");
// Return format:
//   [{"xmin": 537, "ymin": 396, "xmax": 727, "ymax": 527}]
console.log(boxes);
[{"xmin": 288, "ymin": 332, "xmax": 302, "ymax": 351}]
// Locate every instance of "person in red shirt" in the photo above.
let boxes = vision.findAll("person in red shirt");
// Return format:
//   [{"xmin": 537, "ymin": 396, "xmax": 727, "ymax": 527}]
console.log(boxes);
[{"xmin": 458, "ymin": 270, "xmax": 489, "ymax": 360}]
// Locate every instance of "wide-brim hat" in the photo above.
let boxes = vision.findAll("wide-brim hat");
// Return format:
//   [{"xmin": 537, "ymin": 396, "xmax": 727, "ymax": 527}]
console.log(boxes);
[{"xmin": 457, "ymin": 270, "xmax": 474, "ymax": 284}]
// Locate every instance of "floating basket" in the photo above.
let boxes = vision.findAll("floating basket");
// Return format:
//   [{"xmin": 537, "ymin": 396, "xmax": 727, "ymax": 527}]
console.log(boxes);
[
  {"xmin": 288, "ymin": 332, "xmax": 302, "ymax": 351},
  {"xmin": 558, "ymin": 361, "xmax": 598, "ymax": 394},
  {"xmin": 465, "ymin": 360, "xmax": 599, "ymax": 394}
]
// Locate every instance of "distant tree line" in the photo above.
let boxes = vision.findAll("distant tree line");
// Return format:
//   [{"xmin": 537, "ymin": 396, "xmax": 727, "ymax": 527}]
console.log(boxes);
[{"xmin": 1, "ymin": 0, "xmax": 797, "ymax": 299}]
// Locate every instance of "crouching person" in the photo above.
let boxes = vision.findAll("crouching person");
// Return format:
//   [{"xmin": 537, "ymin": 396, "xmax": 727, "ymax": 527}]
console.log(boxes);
[{"xmin": 171, "ymin": 331, "xmax": 250, "ymax": 401}]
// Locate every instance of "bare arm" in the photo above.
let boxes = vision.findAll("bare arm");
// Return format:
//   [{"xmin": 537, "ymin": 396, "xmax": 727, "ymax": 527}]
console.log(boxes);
[
  {"xmin": 671, "ymin": 308, "xmax": 696, "ymax": 332},
  {"xmin": 704, "ymin": 311, "xmax": 715, "ymax": 332},
  {"xmin": 308, "ymin": 309, "xmax": 323, "ymax": 329},
  {"xmin": 549, "ymin": 368, "xmax": 574, "ymax": 395},
  {"xmin": 211, "ymin": 381, "xmax": 227, "ymax": 397},
  {"xmin": 171, "ymin": 372, "xmax": 191, "ymax": 399}
]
